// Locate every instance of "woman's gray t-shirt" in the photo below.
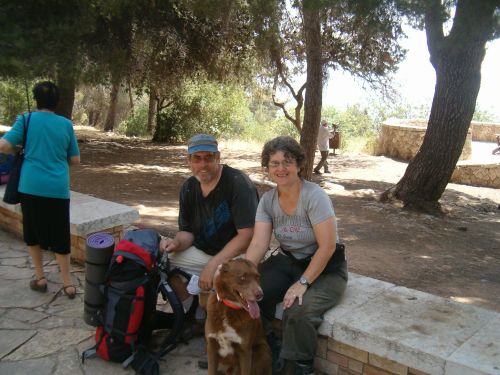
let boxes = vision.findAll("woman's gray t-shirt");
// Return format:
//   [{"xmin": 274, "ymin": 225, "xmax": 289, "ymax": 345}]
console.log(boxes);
[{"xmin": 255, "ymin": 180, "xmax": 337, "ymax": 259}]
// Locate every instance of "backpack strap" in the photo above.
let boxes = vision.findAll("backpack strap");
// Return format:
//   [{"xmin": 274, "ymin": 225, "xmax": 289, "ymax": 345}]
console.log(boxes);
[
  {"xmin": 130, "ymin": 345, "xmax": 160, "ymax": 375},
  {"xmin": 81, "ymin": 327, "xmax": 106, "ymax": 363}
]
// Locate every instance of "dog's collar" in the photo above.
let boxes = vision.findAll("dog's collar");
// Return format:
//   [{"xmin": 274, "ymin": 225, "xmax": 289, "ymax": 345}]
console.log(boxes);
[{"xmin": 216, "ymin": 293, "xmax": 243, "ymax": 310}]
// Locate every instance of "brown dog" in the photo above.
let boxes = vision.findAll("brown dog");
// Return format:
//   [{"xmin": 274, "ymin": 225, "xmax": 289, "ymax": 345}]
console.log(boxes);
[{"xmin": 205, "ymin": 259, "xmax": 272, "ymax": 375}]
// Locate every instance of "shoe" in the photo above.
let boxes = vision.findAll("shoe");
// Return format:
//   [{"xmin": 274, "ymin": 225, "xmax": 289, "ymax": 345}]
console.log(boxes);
[
  {"xmin": 267, "ymin": 332, "xmax": 285, "ymax": 374},
  {"xmin": 294, "ymin": 360, "xmax": 316, "ymax": 375},
  {"xmin": 197, "ymin": 359, "xmax": 208, "ymax": 369},
  {"xmin": 313, "ymin": 170, "xmax": 321, "ymax": 175},
  {"xmin": 29, "ymin": 277, "xmax": 48, "ymax": 293},
  {"xmin": 324, "ymin": 170, "xmax": 330, "ymax": 174},
  {"xmin": 62, "ymin": 285, "xmax": 76, "ymax": 299},
  {"xmin": 181, "ymin": 317, "xmax": 205, "ymax": 340}
]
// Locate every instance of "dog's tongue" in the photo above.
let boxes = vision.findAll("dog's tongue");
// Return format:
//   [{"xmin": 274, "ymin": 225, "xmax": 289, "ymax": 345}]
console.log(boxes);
[{"xmin": 247, "ymin": 300, "xmax": 260, "ymax": 319}]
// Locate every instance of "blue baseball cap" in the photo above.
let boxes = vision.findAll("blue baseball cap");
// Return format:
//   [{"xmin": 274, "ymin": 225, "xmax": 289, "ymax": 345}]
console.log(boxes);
[{"xmin": 187, "ymin": 134, "xmax": 219, "ymax": 154}]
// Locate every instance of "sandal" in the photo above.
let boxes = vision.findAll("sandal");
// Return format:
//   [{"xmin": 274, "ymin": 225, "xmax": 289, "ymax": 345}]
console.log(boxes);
[
  {"xmin": 62, "ymin": 285, "xmax": 76, "ymax": 300},
  {"xmin": 29, "ymin": 277, "xmax": 48, "ymax": 293}
]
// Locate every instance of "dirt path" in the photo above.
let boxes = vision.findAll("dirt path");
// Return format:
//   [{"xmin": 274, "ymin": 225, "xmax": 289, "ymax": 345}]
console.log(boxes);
[{"xmin": 70, "ymin": 127, "xmax": 500, "ymax": 312}]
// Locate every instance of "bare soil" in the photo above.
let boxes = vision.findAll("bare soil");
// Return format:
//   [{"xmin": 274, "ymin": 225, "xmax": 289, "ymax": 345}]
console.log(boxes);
[{"xmin": 70, "ymin": 126, "xmax": 500, "ymax": 312}]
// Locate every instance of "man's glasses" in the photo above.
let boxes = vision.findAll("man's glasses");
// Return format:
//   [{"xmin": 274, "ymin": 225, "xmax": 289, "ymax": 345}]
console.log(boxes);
[
  {"xmin": 268, "ymin": 159, "xmax": 295, "ymax": 169},
  {"xmin": 190, "ymin": 154, "xmax": 217, "ymax": 164}
]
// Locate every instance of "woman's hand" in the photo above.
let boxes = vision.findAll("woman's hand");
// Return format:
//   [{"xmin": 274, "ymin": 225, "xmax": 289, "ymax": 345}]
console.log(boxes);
[{"xmin": 282, "ymin": 282, "xmax": 308, "ymax": 310}]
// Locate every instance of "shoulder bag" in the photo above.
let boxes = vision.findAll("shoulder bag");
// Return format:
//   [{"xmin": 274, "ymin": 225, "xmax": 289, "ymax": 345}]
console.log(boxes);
[{"xmin": 3, "ymin": 112, "xmax": 31, "ymax": 204}]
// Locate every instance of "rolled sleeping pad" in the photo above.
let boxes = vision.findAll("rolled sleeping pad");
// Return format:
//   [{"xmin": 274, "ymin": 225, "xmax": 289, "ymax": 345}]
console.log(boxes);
[{"xmin": 83, "ymin": 232, "xmax": 115, "ymax": 326}]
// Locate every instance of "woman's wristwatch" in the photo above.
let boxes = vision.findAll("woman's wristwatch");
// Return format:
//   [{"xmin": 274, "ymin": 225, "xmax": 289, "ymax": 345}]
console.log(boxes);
[{"xmin": 299, "ymin": 275, "xmax": 311, "ymax": 288}]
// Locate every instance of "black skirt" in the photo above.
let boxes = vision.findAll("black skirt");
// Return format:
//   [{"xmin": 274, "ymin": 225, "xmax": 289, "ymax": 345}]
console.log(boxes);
[{"xmin": 20, "ymin": 193, "xmax": 71, "ymax": 254}]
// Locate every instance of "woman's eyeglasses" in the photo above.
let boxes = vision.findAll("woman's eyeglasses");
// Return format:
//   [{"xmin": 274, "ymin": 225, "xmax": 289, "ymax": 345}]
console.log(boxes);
[{"xmin": 268, "ymin": 159, "xmax": 295, "ymax": 169}]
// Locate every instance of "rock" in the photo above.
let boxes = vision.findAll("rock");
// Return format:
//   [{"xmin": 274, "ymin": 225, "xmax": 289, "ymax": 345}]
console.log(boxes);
[
  {"xmin": 0, "ymin": 355, "xmax": 55, "ymax": 375},
  {"xmin": 5, "ymin": 328, "xmax": 92, "ymax": 361},
  {"xmin": 0, "ymin": 329, "xmax": 37, "ymax": 359}
]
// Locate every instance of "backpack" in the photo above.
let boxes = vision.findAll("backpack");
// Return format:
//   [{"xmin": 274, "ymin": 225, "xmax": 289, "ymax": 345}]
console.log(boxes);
[
  {"xmin": 82, "ymin": 229, "xmax": 199, "ymax": 375},
  {"xmin": 82, "ymin": 229, "xmax": 161, "ymax": 372}
]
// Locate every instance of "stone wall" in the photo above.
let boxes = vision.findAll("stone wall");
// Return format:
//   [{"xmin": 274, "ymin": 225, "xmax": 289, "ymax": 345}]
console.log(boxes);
[
  {"xmin": 377, "ymin": 120, "xmax": 472, "ymax": 161},
  {"xmin": 0, "ymin": 187, "xmax": 139, "ymax": 264},
  {"xmin": 0, "ymin": 204, "xmax": 23, "ymax": 237},
  {"xmin": 379, "ymin": 119, "xmax": 500, "ymax": 143},
  {"xmin": 471, "ymin": 122, "xmax": 500, "ymax": 142},
  {"xmin": 0, "ymin": 204, "xmax": 126, "ymax": 265},
  {"xmin": 451, "ymin": 162, "xmax": 500, "ymax": 188},
  {"xmin": 377, "ymin": 119, "xmax": 500, "ymax": 188},
  {"xmin": 315, "ymin": 337, "xmax": 429, "ymax": 375}
]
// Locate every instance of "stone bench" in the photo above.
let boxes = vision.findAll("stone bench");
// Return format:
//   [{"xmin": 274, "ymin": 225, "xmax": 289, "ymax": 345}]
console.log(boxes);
[
  {"xmin": 301, "ymin": 273, "xmax": 500, "ymax": 375},
  {"xmin": 0, "ymin": 185, "xmax": 139, "ymax": 264}
]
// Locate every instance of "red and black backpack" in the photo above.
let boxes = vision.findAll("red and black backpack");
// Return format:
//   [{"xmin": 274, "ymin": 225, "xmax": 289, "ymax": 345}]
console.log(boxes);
[
  {"xmin": 82, "ymin": 229, "xmax": 160, "ymax": 372},
  {"xmin": 82, "ymin": 228, "xmax": 198, "ymax": 375}
]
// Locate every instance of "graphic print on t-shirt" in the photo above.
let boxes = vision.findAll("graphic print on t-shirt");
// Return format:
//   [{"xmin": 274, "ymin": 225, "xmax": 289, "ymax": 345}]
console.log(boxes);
[
  {"xmin": 273, "ymin": 215, "xmax": 315, "ymax": 243},
  {"xmin": 205, "ymin": 200, "xmax": 231, "ymax": 238}
]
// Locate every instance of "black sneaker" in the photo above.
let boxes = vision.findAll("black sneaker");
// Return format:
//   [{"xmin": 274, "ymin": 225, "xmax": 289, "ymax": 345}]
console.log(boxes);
[
  {"xmin": 197, "ymin": 359, "xmax": 208, "ymax": 369},
  {"xmin": 313, "ymin": 170, "xmax": 321, "ymax": 175},
  {"xmin": 267, "ymin": 333, "xmax": 285, "ymax": 374},
  {"xmin": 181, "ymin": 318, "xmax": 205, "ymax": 341},
  {"xmin": 294, "ymin": 361, "xmax": 316, "ymax": 375}
]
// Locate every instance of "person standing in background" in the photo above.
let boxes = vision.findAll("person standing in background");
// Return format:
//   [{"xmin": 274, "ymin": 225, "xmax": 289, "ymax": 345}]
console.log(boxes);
[
  {"xmin": 313, "ymin": 120, "xmax": 333, "ymax": 175},
  {"xmin": 0, "ymin": 81, "xmax": 81, "ymax": 299}
]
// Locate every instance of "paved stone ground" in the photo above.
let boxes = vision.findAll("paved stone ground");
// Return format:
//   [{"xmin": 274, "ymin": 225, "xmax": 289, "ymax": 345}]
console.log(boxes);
[{"xmin": 0, "ymin": 229, "xmax": 206, "ymax": 375}]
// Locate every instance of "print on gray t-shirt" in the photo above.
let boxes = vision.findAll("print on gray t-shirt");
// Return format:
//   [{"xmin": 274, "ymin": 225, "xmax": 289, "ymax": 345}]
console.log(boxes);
[{"xmin": 256, "ymin": 180, "xmax": 337, "ymax": 259}]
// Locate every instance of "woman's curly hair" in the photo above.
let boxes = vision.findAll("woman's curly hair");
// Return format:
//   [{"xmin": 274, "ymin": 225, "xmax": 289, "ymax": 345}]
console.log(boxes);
[{"xmin": 261, "ymin": 136, "xmax": 306, "ymax": 178}]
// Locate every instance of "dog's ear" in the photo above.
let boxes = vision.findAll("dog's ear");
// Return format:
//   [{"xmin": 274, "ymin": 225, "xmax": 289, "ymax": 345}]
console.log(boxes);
[{"xmin": 214, "ymin": 261, "xmax": 233, "ymax": 297}]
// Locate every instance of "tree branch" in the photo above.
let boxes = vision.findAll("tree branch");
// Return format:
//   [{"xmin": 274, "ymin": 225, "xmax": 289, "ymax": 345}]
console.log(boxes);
[
  {"xmin": 424, "ymin": 0, "xmax": 445, "ymax": 59},
  {"xmin": 272, "ymin": 73, "xmax": 296, "ymax": 125}
]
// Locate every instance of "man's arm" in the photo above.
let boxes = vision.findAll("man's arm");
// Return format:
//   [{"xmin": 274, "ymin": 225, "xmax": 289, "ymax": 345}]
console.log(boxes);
[{"xmin": 198, "ymin": 226, "xmax": 254, "ymax": 290}]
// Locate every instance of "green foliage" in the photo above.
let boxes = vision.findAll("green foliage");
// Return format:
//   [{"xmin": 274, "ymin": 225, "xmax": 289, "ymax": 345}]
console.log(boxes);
[
  {"xmin": 240, "ymin": 115, "xmax": 299, "ymax": 143},
  {"xmin": 472, "ymin": 106, "xmax": 498, "ymax": 122},
  {"xmin": 0, "ymin": 80, "xmax": 30, "ymax": 124},
  {"xmin": 0, "ymin": 0, "xmax": 90, "ymax": 80},
  {"xmin": 117, "ymin": 106, "xmax": 150, "ymax": 137},
  {"xmin": 327, "ymin": 104, "xmax": 375, "ymax": 138},
  {"xmin": 153, "ymin": 80, "xmax": 254, "ymax": 142},
  {"xmin": 154, "ymin": 109, "xmax": 185, "ymax": 143}
]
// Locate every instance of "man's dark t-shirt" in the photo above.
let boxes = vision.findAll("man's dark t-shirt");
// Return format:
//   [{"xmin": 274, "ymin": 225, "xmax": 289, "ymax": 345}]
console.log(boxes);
[{"xmin": 178, "ymin": 165, "xmax": 259, "ymax": 256}]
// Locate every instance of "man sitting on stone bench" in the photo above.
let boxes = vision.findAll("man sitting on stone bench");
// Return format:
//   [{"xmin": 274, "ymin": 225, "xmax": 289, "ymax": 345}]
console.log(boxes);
[{"xmin": 159, "ymin": 134, "xmax": 259, "ymax": 324}]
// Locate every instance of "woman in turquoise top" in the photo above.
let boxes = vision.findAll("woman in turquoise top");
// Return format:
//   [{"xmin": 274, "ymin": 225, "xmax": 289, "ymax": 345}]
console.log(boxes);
[{"xmin": 0, "ymin": 81, "xmax": 80, "ymax": 298}]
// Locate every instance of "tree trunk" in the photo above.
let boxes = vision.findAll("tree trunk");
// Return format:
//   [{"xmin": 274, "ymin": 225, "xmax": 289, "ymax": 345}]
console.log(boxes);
[
  {"xmin": 127, "ymin": 79, "xmax": 134, "ymax": 115},
  {"xmin": 88, "ymin": 110, "xmax": 100, "ymax": 127},
  {"xmin": 55, "ymin": 65, "xmax": 76, "ymax": 120},
  {"xmin": 386, "ymin": 0, "xmax": 496, "ymax": 212},
  {"xmin": 103, "ymin": 79, "xmax": 120, "ymax": 132},
  {"xmin": 147, "ymin": 85, "xmax": 157, "ymax": 134},
  {"xmin": 300, "ymin": 2, "xmax": 323, "ymax": 181}
]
